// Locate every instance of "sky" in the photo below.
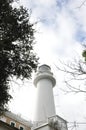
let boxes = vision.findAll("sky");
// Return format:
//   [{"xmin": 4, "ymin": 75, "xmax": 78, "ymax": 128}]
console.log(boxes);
[{"xmin": 8, "ymin": 0, "xmax": 86, "ymax": 130}]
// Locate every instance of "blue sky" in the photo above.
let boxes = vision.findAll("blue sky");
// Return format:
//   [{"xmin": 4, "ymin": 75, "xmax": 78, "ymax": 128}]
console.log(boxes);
[{"xmin": 9, "ymin": 0, "xmax": 86, "ymax": 130}]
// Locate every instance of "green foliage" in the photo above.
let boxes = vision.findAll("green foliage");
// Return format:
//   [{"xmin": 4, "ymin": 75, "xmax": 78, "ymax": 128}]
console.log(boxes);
[
  {"xmin": 82, "ymin": 50, "xmax": 86, "ymax": 61},
  {"xmin": 0, "ymin": 0, "xmax": 38, "ymax": 113}
]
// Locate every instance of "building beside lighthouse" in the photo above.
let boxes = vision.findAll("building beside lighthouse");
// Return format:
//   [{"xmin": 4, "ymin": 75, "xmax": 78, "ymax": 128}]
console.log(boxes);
[
  {"xmin": 32, "ymin": 64, "xmax": 68, "ymax": 130},
  {"xmin": 0, "ymin": 111, "xmax": 32, "ymax": 130}
]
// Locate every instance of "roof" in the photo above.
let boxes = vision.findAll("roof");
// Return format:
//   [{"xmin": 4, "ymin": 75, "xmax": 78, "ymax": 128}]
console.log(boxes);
[
  {"xmin": 4, "ymin": 111, "xmax": 32, "ymax": 128},
  {"xmin": 33, "ymin": 123, "xmax": 49, "ymax": 130},
  {"xmin": 48, "ymin": 115, "xmax": 67, "ymax": 123}
]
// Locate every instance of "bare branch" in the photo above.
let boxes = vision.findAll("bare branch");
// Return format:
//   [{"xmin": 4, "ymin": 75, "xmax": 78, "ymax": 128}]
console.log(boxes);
[
  {"xmin": 55, "ymin": 58, "xmax": 86, "ymax": 94},
  {"xmin": 77, "ymin": 0, "xmax": 86, "ymax": 8},
  {"xmin": 65, "ymin": 81, "xmax": 86, "ymax": 93}
]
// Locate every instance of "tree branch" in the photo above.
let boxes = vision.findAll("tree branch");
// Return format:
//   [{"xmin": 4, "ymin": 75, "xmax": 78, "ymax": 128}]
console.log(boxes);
[
  {"xmin": 77, "ymin": 0, "xmax": 86, "ymax": 8},
  {"xmin": 55, "ymin": 58, "xmax": 86, "ymax": 94}
]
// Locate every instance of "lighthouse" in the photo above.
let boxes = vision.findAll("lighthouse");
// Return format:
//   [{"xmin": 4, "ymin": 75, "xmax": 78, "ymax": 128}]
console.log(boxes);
[
  {"xmin": 33, "ymin": 64, "xmax": 56, "ymax": 122},
  {"xmin": 33, "ymin": 64, "xmax": 68, "ymax": 130}
]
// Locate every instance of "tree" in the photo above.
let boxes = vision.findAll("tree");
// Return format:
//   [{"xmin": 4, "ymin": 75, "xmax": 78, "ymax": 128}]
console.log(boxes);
[{"xmin": 0, "ymin": 0, "xmax": 38, "ymax": 114}]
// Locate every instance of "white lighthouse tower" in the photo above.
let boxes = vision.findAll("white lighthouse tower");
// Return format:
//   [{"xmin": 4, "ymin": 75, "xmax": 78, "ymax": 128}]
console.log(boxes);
[
  {"xmin": 33, "ymin": 64, "xmax": 68, "ymax": 130},
  {"xmin": 33, "ymin": 64, "xmax": 56, "ymax": 122}
]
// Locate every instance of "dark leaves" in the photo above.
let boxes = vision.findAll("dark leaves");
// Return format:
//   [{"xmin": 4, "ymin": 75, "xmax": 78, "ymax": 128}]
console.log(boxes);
[{"xmin": 0, "ymin": 0, "xmax": 38, "ymax": 113}]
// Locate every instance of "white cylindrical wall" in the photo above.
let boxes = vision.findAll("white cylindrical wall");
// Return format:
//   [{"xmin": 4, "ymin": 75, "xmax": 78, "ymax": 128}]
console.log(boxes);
[{"xmin": 33, "ymin": 65, "xmax": 56, "ymax": 122}]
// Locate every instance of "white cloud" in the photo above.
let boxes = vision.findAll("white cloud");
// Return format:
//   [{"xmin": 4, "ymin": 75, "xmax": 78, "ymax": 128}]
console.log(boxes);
[{"xmin": 31, "ymin": 0, "xmax": 56, "ymax": 7}]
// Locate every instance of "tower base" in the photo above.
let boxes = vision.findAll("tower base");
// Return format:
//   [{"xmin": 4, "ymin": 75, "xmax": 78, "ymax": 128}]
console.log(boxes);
[{"xmin": 32, "ymin": 115, "xmax": 68, "ymax": 130}]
